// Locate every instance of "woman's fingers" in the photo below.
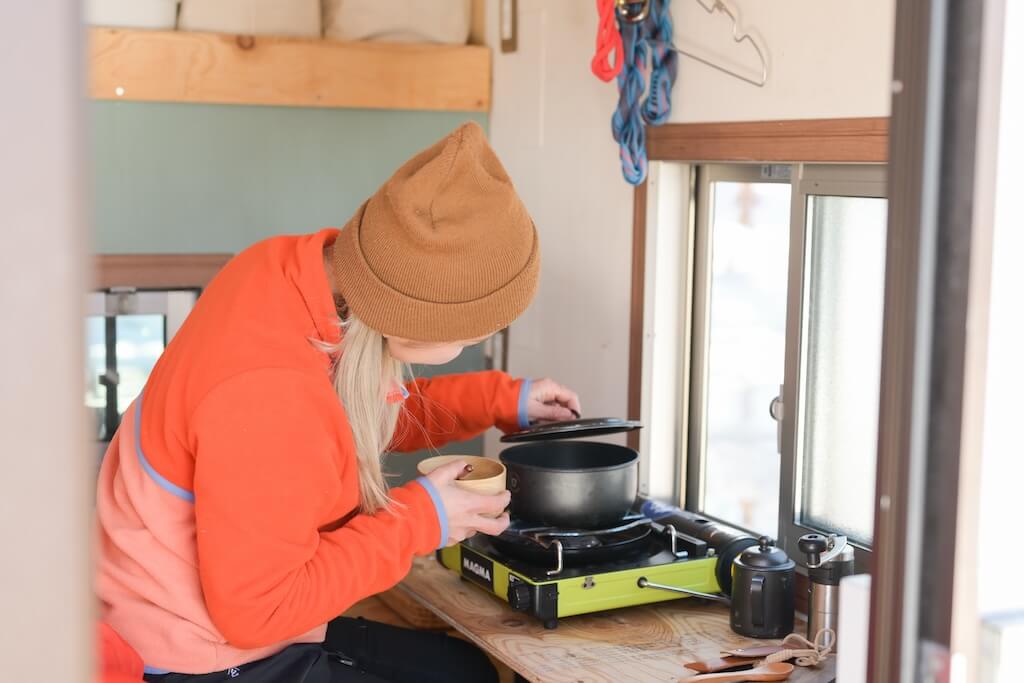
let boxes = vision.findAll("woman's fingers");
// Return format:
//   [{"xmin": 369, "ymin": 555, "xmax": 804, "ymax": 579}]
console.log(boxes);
[
  {"xmin": 425, "ymin": 459, "xmax": 470, "ymax": 485},
  {"xmin": 473, "ymin": 513, "xmax": 511, "ymax": 537},
  {"xmin": 448, "ymin": 513, "xmax": 510, "ymax": 544},
  {"xmin": 528, "ymin": 378, "xmax": 582, "ymax": 419},
  {"xmin": 467, "ymin": 489, "xmax": 510, "ymax": 516},
  {"xmin": 531, "ymin": 401, "xmax": 578, "ymax": 423},
  {"xmin": 430, "ymin": 475, "xmax": 510, "ymax": 545}
]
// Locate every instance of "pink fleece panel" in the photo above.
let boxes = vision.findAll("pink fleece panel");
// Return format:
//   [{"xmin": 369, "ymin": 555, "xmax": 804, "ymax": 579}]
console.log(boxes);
[{"xmin": 94, "ymin": 398, "xmax": 325, "ymax": 674}]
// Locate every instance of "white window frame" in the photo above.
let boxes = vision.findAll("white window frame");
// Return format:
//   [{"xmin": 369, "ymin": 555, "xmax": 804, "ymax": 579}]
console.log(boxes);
[{"xmin": 684, "ymin": 163, "xmax": 792, "ymax": 539}]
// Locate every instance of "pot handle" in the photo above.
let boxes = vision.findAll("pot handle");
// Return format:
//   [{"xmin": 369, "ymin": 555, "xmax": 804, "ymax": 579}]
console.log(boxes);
[{"xmin": 751, "ymin": 574, "xmax": 765, "ymax": 627}]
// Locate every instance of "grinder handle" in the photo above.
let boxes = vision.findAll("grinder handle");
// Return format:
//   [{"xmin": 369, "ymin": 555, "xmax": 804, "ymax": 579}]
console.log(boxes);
[
  {"xmin": 751, "ymin": 574, "xmax": 765, "ymax": 627},
  {"xmin": 798, "ymin": 533, "xmax": 829, "ymax": 567}
]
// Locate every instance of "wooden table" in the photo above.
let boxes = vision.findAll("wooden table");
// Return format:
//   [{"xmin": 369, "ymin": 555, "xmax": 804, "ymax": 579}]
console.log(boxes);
[{"xmin": 398, "ymin": 556, "xmax": 836, "ymax": 683}]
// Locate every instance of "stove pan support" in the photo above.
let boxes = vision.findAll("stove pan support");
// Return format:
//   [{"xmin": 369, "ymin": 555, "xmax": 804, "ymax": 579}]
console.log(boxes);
[{"xmin": 522, "ymin": 517, "xmax": 654, "ymax": 576}]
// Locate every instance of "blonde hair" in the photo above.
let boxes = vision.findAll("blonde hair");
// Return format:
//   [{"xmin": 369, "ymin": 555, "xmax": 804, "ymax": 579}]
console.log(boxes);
[{"xmin": 325, "ymin": 315, "xmax": 406, "ymax": 513}]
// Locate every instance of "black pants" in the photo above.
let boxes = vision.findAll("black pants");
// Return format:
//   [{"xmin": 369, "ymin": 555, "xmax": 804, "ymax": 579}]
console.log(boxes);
[{"xmin": 143, "ymin": 617, "xmax": 498, "ymax": 683}]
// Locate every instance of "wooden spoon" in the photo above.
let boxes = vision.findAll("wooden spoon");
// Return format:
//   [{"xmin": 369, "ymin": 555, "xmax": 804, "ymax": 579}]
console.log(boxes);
[{"xmin": 686, "ymin": 662, "xmax": 795, "ymax": 682}]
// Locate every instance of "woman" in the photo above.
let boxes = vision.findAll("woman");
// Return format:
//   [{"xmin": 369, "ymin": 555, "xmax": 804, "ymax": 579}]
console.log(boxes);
[{"xmin": 96, "ymin": 122, "xmax": 580, "ymax": 683}]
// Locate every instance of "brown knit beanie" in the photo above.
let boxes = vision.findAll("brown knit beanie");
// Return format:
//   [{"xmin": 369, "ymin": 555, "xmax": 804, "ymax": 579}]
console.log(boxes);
[{"xmin": 333, "ymin": 121, "xmax": 539, "ymax": 342}]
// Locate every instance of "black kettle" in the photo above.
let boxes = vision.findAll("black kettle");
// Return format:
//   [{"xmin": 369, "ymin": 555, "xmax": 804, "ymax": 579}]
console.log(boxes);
[{"xmin": 730, "ymin": 536, "xmax": 795, "ymax": 639}]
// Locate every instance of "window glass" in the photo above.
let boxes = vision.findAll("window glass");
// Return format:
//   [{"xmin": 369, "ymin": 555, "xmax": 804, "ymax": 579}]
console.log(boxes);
[
  {"xmin": 702, "ymin": 181, "xmax": 791, "ymax": 537},
  {"xmin": 799, "ymin": 195, "xmax": 888, "ymax": 544},
  {"xmin": 115, "ymin": 315, "xmax": 165, "ymax": 414},
  {"xmin": 85, "ymin": 316, "xmax": 107, "ymax": 440}
]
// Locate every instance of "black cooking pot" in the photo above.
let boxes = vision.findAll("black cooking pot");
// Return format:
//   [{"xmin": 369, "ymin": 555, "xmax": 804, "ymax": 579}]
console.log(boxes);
[{"xmin": 499, "ymin": 432, "xmax": 640, "ymax": 529}]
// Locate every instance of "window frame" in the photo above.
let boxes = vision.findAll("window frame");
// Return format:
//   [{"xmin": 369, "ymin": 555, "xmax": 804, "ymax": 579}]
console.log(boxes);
[
  {"xmin": 681, "ymin": 162, "xmax": 886, "ymax": 571},
  {"xmin": 86, "ymin": 288, "xmax": 198, "ymax": 440},
  {"xmin": 778, "ymin": 164, "xmax": 887, "ymax": 571},
  {"xmin": 684, "ymin": 163, "xmax": 792, "ymax": 539}
]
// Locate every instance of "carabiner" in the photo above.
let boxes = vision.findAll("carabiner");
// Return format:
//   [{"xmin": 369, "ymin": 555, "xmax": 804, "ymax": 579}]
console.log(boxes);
[{"xmin": 615, "ymin": 0, "xmax": 650, "ymax": 23}]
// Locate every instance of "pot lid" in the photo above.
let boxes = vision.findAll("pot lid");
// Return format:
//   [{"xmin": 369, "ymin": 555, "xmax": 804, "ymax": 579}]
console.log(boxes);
[
  {"xmin": 736, "ymin": 536, "xmax": 794, "ymax": 570},
  {"xmin": 500, "ymin": 417, "xmax": 643, "ymax": 443}
]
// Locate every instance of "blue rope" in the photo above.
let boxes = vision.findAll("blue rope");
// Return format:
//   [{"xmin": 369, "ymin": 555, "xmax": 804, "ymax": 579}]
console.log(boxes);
[
  {"xmin": 643, "ymin": 0, "xmax": 678, "ymax": 126},
  {"xmin": 610, "ymin": 0, "xmax": 678, "ymax": 185},
  {"xmin": 612, "ymin": 20, "xmax": 648, "ymax": 185}
]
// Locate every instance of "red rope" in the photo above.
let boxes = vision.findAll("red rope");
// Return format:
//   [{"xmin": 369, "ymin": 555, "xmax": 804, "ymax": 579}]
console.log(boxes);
[{"xmin": 591, "ymin": 0, "xmax": 624, "ymax": 82}]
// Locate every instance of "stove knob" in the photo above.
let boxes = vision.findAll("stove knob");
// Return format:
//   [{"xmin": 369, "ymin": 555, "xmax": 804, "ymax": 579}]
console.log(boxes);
[{"xmin": 508, "ymin": 582, "xmax": 532, "ymax": 611}]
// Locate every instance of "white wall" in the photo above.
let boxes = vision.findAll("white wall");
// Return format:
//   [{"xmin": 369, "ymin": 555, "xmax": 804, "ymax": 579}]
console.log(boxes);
[
  {"xmin": 670, "ymin": 0, "xmax": 895, "ymax": 122},
  {"xmin": 1, "ymin": 2, "xmax": 91, "ymax": 680},
  {"xmin": 484, "ymin": 1, "xmax": 635, "ymax": 448},
  {"xmin": 483, "ymin": 0, "xmax": 896, "ymax": 456},
  {"xmin": 977, "ymin": 0, "xmax": 1022, "ymax": 617}
]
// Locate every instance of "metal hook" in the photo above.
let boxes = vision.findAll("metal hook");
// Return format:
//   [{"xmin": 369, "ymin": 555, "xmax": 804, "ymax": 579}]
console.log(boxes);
[
  {"xmin": 670, "ymin": 0, "xmax": 768, "ymax": 88},
  {"xmin": 615, "ymin": 0, "xmax": 650, "ymax": 24}
]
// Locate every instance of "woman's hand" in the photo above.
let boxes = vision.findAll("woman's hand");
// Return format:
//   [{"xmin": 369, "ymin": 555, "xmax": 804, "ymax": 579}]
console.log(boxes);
[
  {"xmin": 424, "ymin": 459, "xmax": 511, "ymax": 544},
  {"xmin": 525, "ymin": 378, "xmax": 582, "ymax": 424}
]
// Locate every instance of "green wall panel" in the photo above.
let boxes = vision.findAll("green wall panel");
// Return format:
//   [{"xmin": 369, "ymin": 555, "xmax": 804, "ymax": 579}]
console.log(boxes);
[{"xmin": 91, "ymin": 102, "xmax": 487, "ymax": 254}]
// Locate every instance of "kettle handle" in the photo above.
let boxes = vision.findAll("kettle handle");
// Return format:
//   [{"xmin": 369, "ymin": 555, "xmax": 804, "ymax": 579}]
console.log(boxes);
[{"xmin": 751, "ymin": 575, "xmax": 765, "ymax": 627}]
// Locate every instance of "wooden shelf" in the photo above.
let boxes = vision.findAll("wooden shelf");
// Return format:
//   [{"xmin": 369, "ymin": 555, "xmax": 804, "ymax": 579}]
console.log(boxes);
[{"xmin": 89, "ymin": 28, "xmax": 491, "ymax": 112}]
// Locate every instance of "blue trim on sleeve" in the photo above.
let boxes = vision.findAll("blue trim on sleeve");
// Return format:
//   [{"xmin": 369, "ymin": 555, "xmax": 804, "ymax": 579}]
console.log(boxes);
[
  {"xmin": 144, "ymin": 665, "xmax": 173, "ymax": 675},
  {"xmin": 416, "ymin": 476, "xmax": 448, "ymax": 550},
  {"xmin": 400, "ymin": 384, "xmax": 410, "ymax": 399},
  {"xmin": 135, "ymin": 394, "xmax": 196, "ymax": 504},
  {"xmin": 517, "ymin": 378, "xmax": 533, "ymax": 429}
]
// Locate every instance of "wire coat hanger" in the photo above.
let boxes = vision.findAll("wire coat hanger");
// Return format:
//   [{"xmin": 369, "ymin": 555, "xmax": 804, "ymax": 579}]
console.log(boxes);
[
  {"xmin": 674, "ymin": 0, "xmax": 768, "ymax": 87},
  {"xmin": 616, "ymin": 0, "xmax": 769, "ymax": 88}
]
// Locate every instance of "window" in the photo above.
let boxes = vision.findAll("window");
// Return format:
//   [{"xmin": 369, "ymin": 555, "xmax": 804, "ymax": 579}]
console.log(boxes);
[
  {"xmin": 685, "ymin": 164, "xmax": 887, "ymax": 565},
  {"xmin": 796, "ymin": 193, "xmax": 888, "ymax": 544},
  {"xmin": 688, "ymin": 166, "xmax": 791, "ymax": 538},
  {"xmin": 779, "ymin": 166, "xmax": 888, "ymax": 561},
  {"xmin": 86, "ymin": 289, "xmax": 197, "ymax": 442}
]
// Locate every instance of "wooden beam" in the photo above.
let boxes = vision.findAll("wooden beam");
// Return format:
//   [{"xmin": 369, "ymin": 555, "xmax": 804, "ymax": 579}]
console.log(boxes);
[
  {"xmin": 626, "ymin": 180, "xmax": 648, "ymax": 453},
  {"xmin": 89, "ymin": 28, "xmax": 491, "ymax": 112},
  {"xmin": 95, "ymin": 253, "xmax": 232, "ymax": 290},
  {"xmin": 647, "ymin": 117, "xmax": 889, "ymax": 163},
  {"xmin": 469, "ymin": 0, "xmax": 487, "ymax": 46}
]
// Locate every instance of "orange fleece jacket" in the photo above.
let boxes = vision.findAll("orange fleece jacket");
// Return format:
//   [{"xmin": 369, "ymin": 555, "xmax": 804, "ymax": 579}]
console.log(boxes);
[{"xmin": 94, "ymin": 230, "xmax": 526, "ymax": 673}]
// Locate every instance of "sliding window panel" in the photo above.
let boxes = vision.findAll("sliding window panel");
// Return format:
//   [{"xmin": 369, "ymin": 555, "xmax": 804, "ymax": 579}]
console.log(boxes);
[
  {"xmin": 114, "ymin": 314, "xmax": 167, "ymax": 414},
  {"xmin": 801, "ymin": 195, "xmax": 888, "ymax": 543},
  {"xmin": 688, "ymin": 165, "xmax": 792, "ymax": 538},
  {"xmin": 779, "ymin": 164, "xmax": 887, "ymax": 564}
]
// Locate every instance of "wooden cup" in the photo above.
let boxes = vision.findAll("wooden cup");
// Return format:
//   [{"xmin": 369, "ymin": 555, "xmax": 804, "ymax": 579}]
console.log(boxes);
[{"xmin": 416, "ymin": 455, "xmax": 507, "ymax": 518}]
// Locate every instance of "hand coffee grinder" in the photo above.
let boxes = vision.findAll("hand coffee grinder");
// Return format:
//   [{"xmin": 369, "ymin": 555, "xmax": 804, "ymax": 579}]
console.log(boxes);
[{"xmin": 798, "ymin": 533, "xmax": 855, "ymax": 648}]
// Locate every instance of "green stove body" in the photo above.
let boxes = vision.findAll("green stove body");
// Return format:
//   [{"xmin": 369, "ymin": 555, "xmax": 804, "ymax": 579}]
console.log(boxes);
[{"xmin": 436, "ymin": 517, "xmax": 745, "ymax": 629}]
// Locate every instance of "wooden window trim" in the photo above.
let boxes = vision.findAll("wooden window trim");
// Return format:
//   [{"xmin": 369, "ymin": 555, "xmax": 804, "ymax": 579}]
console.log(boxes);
[
  {"xmin": 646, "ymin": 117, "xmax": 889, "ymax": 164},
  {"xmin": 95, "ymin": 253, "xmax": 233, "ymax": 290}
]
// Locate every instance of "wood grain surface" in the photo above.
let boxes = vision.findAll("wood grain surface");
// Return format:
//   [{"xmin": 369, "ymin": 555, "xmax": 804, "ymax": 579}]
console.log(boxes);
[
  {"xmin": 646, "ymin": 118, "xmax": 889, "ymax": 163},
  {"xmin": 399, "ymin": 556, "xmax": 836, "ymax": 683},
  {"xmin": 90, "ymin": 28, "xmax": 491, "ymax": 112}
]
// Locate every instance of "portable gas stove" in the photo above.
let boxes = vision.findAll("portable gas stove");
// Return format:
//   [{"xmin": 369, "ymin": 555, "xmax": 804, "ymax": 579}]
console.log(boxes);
[{"xmin": 437, "ymin": 506, "xmax": 756, "ymax": 629}]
